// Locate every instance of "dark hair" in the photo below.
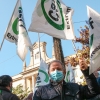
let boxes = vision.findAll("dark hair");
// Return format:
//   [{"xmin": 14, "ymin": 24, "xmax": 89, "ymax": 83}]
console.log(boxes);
[
  {"xmin": 48, "ymin": 60, "xmax": 65, "ymax": 71},
  {"xmin": 0, "ymin": 75, "xmax": 12, "ymax": 87}
]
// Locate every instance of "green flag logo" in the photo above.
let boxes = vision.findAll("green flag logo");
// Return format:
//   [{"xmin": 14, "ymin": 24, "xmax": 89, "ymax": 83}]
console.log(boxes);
[
  {"xmin": 66, "ymin": 71, "xmax": 70, "ymax": 82},
  {"xmin": 12, "ymin": 7, "xmax": 24, "ymax": 35},
  {"xmin": 39, "ymin": 69, "xmax": 49, "ymax": 83},
  {"xmin": 12, "ymin": 18, "xmax": 19, "ymax": 35},
  {"xmin": 41, "ymin": 0, "xmax": 65, "ymax": 30}
]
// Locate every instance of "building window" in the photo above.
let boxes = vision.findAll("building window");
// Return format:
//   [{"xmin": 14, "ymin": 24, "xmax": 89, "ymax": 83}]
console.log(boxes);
[{"xmin": 35, "ymin": 52, "xmax": 39, "ymax": 59}]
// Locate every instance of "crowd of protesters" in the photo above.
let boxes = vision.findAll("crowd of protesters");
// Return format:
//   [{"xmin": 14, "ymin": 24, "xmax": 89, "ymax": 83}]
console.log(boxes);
[{"xmin": 0, "ymin": 58, "xmax": 100, "ymax": 100}]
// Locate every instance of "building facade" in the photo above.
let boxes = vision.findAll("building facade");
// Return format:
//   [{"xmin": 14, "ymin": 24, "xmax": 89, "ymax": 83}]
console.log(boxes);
[{"xmin": 12, "ymin": 42, "xmax": 56, "ymax": 91}]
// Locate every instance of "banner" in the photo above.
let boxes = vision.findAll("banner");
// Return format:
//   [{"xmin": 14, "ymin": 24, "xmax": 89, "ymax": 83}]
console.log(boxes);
[
  {"xmin": 35, "ymin": 58, "xmax": 49, "ymax": 88},
  {"xmin": 87, "ymin": 6, "xmax": 100, "ymax": 74},
  {"xmin": 65, "ymin": 63, "xmax": 75, "ymax": 82},
  {"xmin": 17, "ymin": 1, "xmax": 32, "ymax": 61},
  {"xmin": 29, "ymin": 0, "xmax": 75, "ymax": 40}
]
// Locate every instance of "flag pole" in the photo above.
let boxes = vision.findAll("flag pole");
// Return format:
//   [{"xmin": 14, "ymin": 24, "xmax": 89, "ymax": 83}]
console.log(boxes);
[
  {"xmin": 38, "ymin": 33, "xmax": 41, "ymax": 62},
  {"xmin": 33, "ymin": 33, "xmax": 41, "ymax": 93},
  {"xmin": 72, "ymin": 40, "xmax": 77, "ymax": 53},
  {"xmin": 0, "ymin": 34, "xmax": 6, "ymax": 51}
]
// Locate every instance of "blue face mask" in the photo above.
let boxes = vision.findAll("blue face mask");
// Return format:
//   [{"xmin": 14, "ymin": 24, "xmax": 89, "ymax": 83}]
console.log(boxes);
[{"xmin": 50, "ymin": 70, "xmax": 64, "ymax": 82}]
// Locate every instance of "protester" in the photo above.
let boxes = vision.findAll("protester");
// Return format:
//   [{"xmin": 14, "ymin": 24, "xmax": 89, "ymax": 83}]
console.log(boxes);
[
  {"xmin": 94, "ymin": 70, "xmax": 99, "ymax": 78},
  {"xmin": 33, "ymin": 58, "xmax": 100, "ymax": 100},
  {"xmin": 94, "ymin": 70, "xmax": 100, "ymax": 86},
  {"xmin": 97, "ymin": 75, "xmax": 100, "ymax": 87},
  {"xmin": 0, "ymin": 75, "xmax": 20, "ymax": 100},
  {"xmin": 85, "ymin": 70, "xmax": 100, "ymax": 100},
  {"xmin": 97, "ymin": 69, "xmax": 100, "ymax": 87}
]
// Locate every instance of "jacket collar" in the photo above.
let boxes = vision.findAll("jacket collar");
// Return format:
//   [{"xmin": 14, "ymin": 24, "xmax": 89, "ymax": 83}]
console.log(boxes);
[
  {"xmin": 49, "ymin": 80, "xmax": 79, "ymax": 96},
  {"xmin": 0, "ymin": 86, "xmax": 11, "ymax": 93}
]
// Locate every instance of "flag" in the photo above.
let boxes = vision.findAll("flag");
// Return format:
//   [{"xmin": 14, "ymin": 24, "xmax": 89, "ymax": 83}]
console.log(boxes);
[
  {"xmin": 0, "ymin": 0, "xmax": 32, "ymax": 60},
  {"xmin": 29, "ymin": 0, "xmax": 75, "ymax": 40},
  {"xmin": 35, "ymin": 58, "xmax": 49, "ymax": 89},
  {"xmin": 17, "ymin": 0, "xmax": 32, "ymax": 61},
  {"xmin": 4, "ymin": 0, "xmax": 20, "ymax": 44},
  {"xmin": 65, "ymin": 63, "xmax": 75, "ymax": 82},
  {"xmin": 87, "ymin": 6, "xmax": 100, "ymax": 74},
  {"xmin": 0, "ymin": 0, "xmax": 20, "ymax": 50},
  {"xmin": 74, "ymin": 65, "xmax": 85, "ymax": 84}
]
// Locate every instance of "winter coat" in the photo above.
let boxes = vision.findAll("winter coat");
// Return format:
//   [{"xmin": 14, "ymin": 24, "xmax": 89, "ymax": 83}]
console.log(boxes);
[
  {"xmin": 87, "ymin": 94, "xmax": 100, "ymax": 100},
  {"xmin": 0, "ymin": 86, "xmax": 20, "ymax": 100},
  {"xmin": 33, "ymin": 68, "xmax": 100, "ymax": 100}
]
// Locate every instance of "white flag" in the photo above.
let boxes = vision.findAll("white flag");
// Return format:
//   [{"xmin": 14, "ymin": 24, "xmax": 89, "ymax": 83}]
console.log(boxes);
[
  {"xmin": 35, "ymin": 58, "xmax": 49, "ymax": 88},
  {"xmin": 87, "ymin": 6, "xmax": 100, "ymax": 74},
  {"xmin": 65, "ymin": 63, "xmax": 75, "ymax": 82},
  {"xmin": 29, "ymin": 0, "xmax": 75, "ymax": 40},
  {"xmin": 4, "ymin": 0, "xmax": 20, "ymax": 44},
  {"xmin": 0, "ymin": 0, "xmax": 20, "ymax": 50},
  {"xmin": 17, "ymin": 0, "xmax": 32, "ymax": 61}
]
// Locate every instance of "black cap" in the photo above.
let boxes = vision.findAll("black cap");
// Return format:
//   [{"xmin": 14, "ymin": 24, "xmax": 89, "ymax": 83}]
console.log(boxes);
[{"xmin": 0, "ymin": 75, "xmax": 12, "ymax": 87}]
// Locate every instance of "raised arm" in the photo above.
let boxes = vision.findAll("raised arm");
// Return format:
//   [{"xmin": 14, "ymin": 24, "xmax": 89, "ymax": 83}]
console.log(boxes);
[{"xmin": 79, "ymin": 58, "xmax": 100, "ymax": 99}]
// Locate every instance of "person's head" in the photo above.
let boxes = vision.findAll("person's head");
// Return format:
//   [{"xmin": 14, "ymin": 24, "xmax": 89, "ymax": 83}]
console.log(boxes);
[
  {"xmin": 0, "ymin": 75, "xmax": 13, "ymax": 92},
  {"xmin": 48, "ymin": 60, "xmax": 66, "ymax": 83}
]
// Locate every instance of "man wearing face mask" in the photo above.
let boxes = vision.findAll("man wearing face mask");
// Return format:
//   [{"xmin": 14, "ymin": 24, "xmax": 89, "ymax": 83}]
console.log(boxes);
[
  {"xmin": 0, "ymin": 75, "xmax": 20, "ymax": 100},
  {"xmin": 33, "ymin": 58, "xmax": 100, "ymax": 100}
]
